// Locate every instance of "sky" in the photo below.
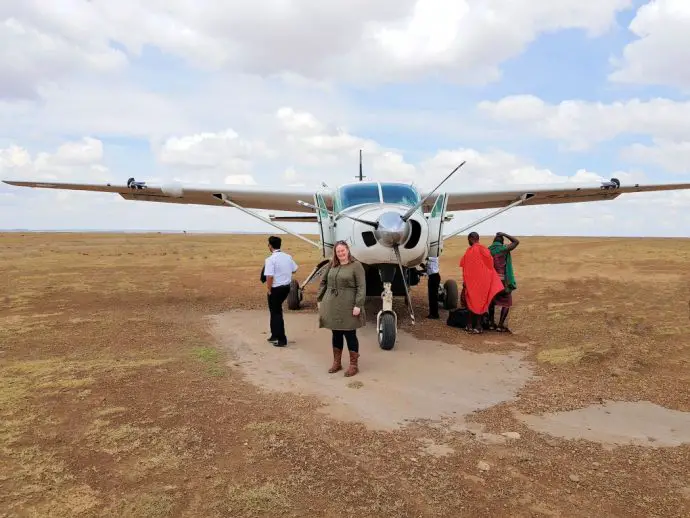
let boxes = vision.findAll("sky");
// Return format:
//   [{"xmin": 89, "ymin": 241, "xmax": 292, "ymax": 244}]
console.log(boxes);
[{"xmin": 1, "ymin": 0, "xmax": 690, "ymax": 237}]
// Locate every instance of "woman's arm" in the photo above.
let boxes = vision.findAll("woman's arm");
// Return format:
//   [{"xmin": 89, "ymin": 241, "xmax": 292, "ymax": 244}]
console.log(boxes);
[
  {"xmin": 316, "ymin": 264, "xmax": 330, "ymax": 302},
  {"xmin": 353, "ymin": 262, "xmax": 366, "ymax": 309}
]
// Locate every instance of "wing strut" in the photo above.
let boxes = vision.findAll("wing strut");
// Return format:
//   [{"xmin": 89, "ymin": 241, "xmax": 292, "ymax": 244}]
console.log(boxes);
[
  {"xmin": 443, "ymin": 193, "xmax": 533, "ymax": 240},
  {"xmin": 214, "ymin": 194, "xmax": 321, "ymax": 248}
]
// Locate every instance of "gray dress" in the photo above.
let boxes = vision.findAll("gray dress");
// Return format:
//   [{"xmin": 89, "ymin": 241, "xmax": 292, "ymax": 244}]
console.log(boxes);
[{"xmin": 317, "ymin": 260, "xmax": 367, "ymax": 330}]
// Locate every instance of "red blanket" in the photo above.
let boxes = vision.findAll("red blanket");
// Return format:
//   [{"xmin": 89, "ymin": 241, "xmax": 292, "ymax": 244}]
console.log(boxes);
[{"xmin": 459, "ymin": 244, "xmax": 505, "ymax": 314}]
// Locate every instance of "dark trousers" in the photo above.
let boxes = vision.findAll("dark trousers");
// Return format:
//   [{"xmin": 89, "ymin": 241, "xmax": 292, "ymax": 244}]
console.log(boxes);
[
  {"xmin": 427, "ymin": 273, "xmax": 440, "ymax": 317},
  {"xmin": 332, "ymin": 330, "xmax": 359, "ymax": 353},
  {"xmin": 267, "ymin": 285, "xmax": 290, "ymax": 341}
]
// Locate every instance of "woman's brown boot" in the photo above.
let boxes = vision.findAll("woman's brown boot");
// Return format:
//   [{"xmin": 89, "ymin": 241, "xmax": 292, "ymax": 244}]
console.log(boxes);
[
  {"xmin": 344, "ymin": 351, "xmax": 359, "ymax": 377},
  {"xmin": 328, "ymin": 347, "xmax": 343, "ymax": 373}
]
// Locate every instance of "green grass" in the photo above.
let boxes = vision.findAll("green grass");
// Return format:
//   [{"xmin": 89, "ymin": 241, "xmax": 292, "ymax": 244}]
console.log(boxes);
[{"xmin": 192, "ymin": 346, "xmax": 226, "ymax": 377}]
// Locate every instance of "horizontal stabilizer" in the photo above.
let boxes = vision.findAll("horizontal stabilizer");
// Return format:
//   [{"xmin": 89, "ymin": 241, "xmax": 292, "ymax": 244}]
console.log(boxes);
[{"xmin": 268, "ymin": 215, "xmax": 318, "ymax": 223}]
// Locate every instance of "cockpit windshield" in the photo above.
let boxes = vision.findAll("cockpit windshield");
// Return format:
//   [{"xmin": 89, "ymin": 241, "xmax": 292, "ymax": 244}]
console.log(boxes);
[
  {"xmin": 380, "ymin": 183, "xmax": 420, "ymax": 207},
  {"xmin": 336, "ymin": 183, "xmax": 380, "ymax": 211},
  {"xmin": 334, "ymin": 182, "xmax": 421, "ymax": 212}
]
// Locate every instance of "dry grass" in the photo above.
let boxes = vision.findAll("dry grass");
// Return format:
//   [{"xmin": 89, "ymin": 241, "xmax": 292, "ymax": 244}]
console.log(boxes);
[{"xmin": 1, "ymin": 232, "xmax": 689, "ymax": 517}]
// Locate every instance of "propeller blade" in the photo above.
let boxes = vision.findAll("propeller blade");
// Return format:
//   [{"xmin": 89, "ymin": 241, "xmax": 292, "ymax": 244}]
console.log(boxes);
[
  {"xmin": 297, "ymin": 200, "xmax": 379, "ymax": 229},
  {"xmin": 393, "ymin": 245, "xmax": 415, "ymax": 324},
  {"xmin": 401, "ymin": 161, "xmax": 466, "ymax": 222}
]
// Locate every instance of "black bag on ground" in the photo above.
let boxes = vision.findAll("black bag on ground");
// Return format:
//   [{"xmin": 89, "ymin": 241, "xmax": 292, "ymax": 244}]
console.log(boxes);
[
  {"xmin": 447, "ymin": 308, "xmax": 469, "ymax": 328},
  {"xmin": 481, "ymin": 312, "xmax": 492, "ymax": 330}
]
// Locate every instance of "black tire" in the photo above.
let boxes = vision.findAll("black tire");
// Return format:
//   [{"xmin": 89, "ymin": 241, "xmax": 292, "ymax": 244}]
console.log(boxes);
[
  {"xmin": 287, "ymin": 279, "xmax": 301, "ymax": 310},
  {"xmin": 378, "ymin": 312, "xmax": 396, "ymax": 350},
  {"xmin": 443, "ymin": 279, "xmax": 458, "ymax": 310}
]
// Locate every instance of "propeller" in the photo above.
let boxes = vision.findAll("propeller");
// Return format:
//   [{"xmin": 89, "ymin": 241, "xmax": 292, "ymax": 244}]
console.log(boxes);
[
  {"xmin": 401, "ymin": 161, "xmax": 466, "ymax": 222},
  {"xmin": 393, "ymin": 245, "xmax": 415, "ymax": 324},
  {"xmin": 297, "ymin": 200, "xmax": 379, "ymax": 228}
]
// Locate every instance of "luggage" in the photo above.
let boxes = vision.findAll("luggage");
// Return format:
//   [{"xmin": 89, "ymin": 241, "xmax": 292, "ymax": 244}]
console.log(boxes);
[
  {"xmin": 447, "ymin": 308, "xmax": 492, "ymax": 330},
  {"xmin": 481, "ymin": 313, "xmax": 492, "ymax": 330},
  {"xmin": 446, "ymin": 308, "xmax": 469, "ymax": 328}
]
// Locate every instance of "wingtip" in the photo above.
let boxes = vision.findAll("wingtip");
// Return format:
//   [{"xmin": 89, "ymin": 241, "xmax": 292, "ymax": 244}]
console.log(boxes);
[{"xmin": 2, "ymin": 180, "xmax": 41, "ymax": 187}]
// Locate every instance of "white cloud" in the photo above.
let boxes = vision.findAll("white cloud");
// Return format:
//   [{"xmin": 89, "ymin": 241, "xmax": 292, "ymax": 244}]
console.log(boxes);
[
  {"xmin": 622, "ymin": 139, "xmax": 690, "ymax": 174},
  {"xmin": 224, "ymin": 175, "xmax": 256, "ymax": 185},
  {"xmin": 276, "ymin": 107, "xmax": 325, "ymax": 134},
  {"xmin": 158, "ymin": 129, "xmax": 272, "ymax": 175},
  {"xmin": 0, "ymin": 108, "xmax": 655, "ymax": 193},
  {"xmin": 609, "ymin": 0, "xmax": 690, "ymax": 90},
  {"xmin": 48, "ymin": 137, "xmax": 103, "ymax": 166},
  {"xmin": 145, "ymin": 107, "xmax": 652, "ymax": 195},
  {"xmin": 0, "ymin": 137, "xmax": 108, "ymax": 182},
  {"xmin": 478, "ymin": 95, "xmax": 690, "ymax": 149},
  {"xmin": 0, "ymin": 81, "xmax": 194, "ymax": 140},
  {"xmin": 1, "ymin": 0, "xmax": 632, "ymax": 96},
  {"xmin": 0, "ymin": 72, "xmax": 353, "ymax": 148},
  {"xmin": 149, "ymin": 108, "xmax": 416, "ymax": 185},
  {"xmin": 416, "ymin": 148, "xmax": 641, "ymax": 191},
  {"xmin": 477, "ymin": 95, "xmax": 690, "ymax": 173},
  {"xmin": 365, "ymin": 0, "xmax": 631, "ymax": 83},
  {"xmin": 0, "ymin": 14, "xmax": 127, "ymax": 99}
]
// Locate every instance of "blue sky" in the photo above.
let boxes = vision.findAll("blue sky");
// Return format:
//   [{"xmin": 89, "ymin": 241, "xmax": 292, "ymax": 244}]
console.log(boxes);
[{"xmin": 1, "ymin": 1, "xmax": 689, "ymax": 236}]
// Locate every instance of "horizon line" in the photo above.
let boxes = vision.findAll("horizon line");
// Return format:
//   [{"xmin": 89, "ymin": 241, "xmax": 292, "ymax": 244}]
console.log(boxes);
[{"xmin": 0, "ymin": 229, "xmax": 687, "ymax": 239}]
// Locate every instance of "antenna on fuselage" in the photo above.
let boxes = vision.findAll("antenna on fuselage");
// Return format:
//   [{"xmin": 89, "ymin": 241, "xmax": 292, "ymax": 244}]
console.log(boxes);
[{"xmin": 356, "ymin": 149, "xmax": 365, "ymax": 182}]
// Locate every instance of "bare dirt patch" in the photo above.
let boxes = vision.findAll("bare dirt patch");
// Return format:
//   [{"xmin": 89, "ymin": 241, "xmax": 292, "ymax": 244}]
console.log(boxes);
[
  {"xmin": 516, "ymin": 400, "xmax": 690, "ymax": 448},
  {"xmin": 210, "ymin": 309, "xmax": 533, "ymax": 431}
]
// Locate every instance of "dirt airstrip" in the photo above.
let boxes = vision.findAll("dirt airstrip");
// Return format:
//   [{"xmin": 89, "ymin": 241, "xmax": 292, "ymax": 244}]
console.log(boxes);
[{"xmin": 1, "ymin": 232, "xmax": 690, "ymax": 517}]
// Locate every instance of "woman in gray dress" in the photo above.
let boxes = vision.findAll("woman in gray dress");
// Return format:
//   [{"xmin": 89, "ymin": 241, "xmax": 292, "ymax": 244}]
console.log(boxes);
[{"xmin": 317, "ymin": 240, "xmax": 366, "ymax": 377}]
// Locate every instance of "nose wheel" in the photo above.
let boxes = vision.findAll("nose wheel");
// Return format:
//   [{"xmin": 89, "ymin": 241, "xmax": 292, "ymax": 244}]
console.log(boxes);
[
  {"xmin": 376, "ymin": 245, "xmax": 416, "ymax": 351},
  {"xmin": 377, "ymin": 312, "xmax": 397, "ymax": 350},
  {"xmin": 377, "ymin": 280, "xmax": 399, "ymax": 350}
]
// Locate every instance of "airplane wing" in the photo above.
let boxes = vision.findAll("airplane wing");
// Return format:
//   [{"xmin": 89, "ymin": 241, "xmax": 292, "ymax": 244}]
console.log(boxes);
[
  {"xmin": 434, "ymin": 181, "xmax": 690, "ymax": 212},
  {"xmin": 5, "ymin": 177, "xmax": 690, "ymax": 213},
  {"xmin": 1, "ymin": 179, "xmax": 318, "ymax": 213}
]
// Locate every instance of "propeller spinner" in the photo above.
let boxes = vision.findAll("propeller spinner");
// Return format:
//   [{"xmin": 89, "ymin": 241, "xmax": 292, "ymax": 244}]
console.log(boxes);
[{"xmin": 373, "ymin": 211, "xmax": 411, "ymax": 248}]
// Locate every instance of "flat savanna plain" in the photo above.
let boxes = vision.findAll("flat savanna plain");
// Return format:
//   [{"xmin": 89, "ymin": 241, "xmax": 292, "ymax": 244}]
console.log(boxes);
[{"xmin": 1, "ymin": 232, "xmax": 689, "ymax": 517}]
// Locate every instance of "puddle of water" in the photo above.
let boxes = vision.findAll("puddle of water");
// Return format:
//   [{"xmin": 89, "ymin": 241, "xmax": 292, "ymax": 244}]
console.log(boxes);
[
  {"xmin": 209, "ymin": 310, "xmax": 534, "ymax": 431},
  {"xmin": 516, "ymin": 400, "xmax": 690, "ymax": 448}
]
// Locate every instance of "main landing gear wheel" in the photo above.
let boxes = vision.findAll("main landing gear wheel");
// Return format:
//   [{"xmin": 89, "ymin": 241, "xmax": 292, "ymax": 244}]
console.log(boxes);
[
  {"xmin": 442, "ymin": 279, "xmax": 458, "ymax": 310},
  {"xmin": 287, "ymin": 279, "xmax": 301, "ymax": 310},
  {"xmin": 378, "ymin": 312, "xmax": 396, "ymax": 350}
]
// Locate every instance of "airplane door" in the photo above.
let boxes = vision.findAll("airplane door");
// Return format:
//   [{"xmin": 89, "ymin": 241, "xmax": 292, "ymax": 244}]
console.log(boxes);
[
  {"xmin": 314, "ymin": 193, "xmax": 333, "ymax": 257},
  {"xmin": 427, "ymin": 193, "xmax": 448, "ymax": 257}
]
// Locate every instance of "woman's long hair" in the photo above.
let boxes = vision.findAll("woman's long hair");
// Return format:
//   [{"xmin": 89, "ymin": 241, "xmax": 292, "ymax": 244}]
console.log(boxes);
[{"xmin": 330, "ymin": 240, "xmax": 353, "ymax": 267}]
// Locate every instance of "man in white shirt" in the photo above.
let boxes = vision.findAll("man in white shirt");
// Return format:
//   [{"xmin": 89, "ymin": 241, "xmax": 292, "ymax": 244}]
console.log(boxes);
[
  {"xmin": 264, "ymin": 235, "xmax": 298, "ymax": 347},
  {"xmin": 425, "ymin": 256, "xmax": 440, "ymax": 319}
]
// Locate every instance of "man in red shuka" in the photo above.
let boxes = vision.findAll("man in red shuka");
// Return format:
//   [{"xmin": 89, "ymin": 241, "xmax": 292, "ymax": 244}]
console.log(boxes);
[{"xmin": 459, "ymin": 232, "xmax": 505, "ymax": 334}]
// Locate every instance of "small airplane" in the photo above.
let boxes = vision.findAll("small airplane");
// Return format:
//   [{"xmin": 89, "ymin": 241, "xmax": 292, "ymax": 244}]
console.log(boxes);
[{"xmin": 4, "ymin": 151, "xmax": 690, "ymax": 350}]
